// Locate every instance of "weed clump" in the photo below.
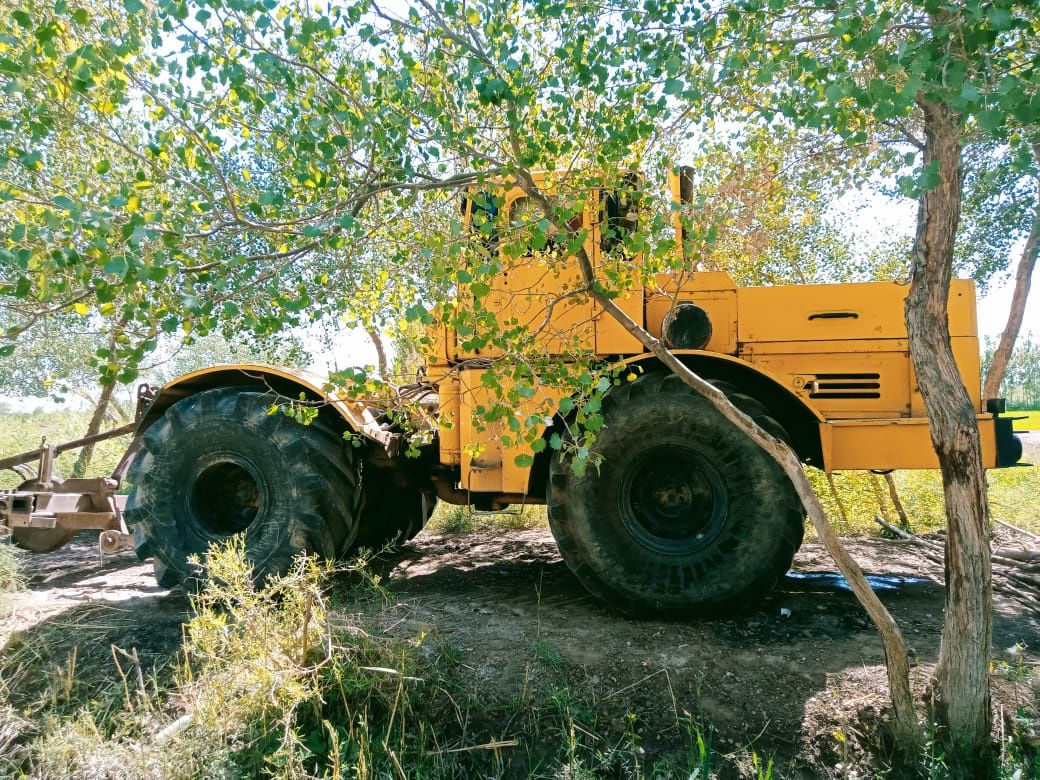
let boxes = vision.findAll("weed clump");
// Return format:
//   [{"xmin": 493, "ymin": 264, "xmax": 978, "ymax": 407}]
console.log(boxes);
[
  {"xmin": 167, "ymin": 538, "xmax": 461, "ymax": 778},
  {"xmin": 0, "ymin": 538, "xmax": 25, "ymax": 596}
]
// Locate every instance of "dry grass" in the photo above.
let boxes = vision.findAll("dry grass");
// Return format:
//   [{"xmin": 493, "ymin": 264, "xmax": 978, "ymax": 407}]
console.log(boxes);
[{"xmin": 0, "ymin": 540, "xmax": 25, "ymax": 596}]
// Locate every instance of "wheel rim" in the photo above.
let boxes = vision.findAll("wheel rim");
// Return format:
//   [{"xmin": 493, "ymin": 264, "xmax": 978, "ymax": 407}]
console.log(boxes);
[
  {"xmin": 617, "ymin": 444, "xmax": 728, "ymax": 556},
  {"xmin": 188, "ymin": 456, "xmax": 265, "ymax": 537}
]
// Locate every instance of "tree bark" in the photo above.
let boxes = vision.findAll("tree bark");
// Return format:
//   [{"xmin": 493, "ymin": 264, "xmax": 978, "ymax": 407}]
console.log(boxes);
[
  {"xmin": 870, "ymin": 473, "xmax": 895, "ymax": 526},
  {"xmin": 884, "ymin": 473, "xmax": 910, "ymax": 530},
  {"xmin": 368, "ymin": 327, "xmax": 388, "ymax": 377},
  {"xmin": 907, "ymin": 99, "xmax": 992, "ymax": 775},
  {"xmin": 982, "ymin": 183, "xmax": 1040, "ymax": 401},
  {"xmin": 71, "ymin": 380, "xmax": 116, "ymax": 478},
  {"xmin": 511, "ymin": 170, "xmax": 922, "ymax": 751},
  {"xmin": 825, "ymin": 472, "xmax": 850, "ymax": 530}
]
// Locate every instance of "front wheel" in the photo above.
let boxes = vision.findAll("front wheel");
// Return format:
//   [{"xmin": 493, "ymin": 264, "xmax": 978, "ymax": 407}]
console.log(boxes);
[
  {"xmin": 546, "ymin": 372, "xmax": 805, "ymax": 616},
  {"xmin": 126, "ymin": 387, "xmax": 361, "ymax": 588}
]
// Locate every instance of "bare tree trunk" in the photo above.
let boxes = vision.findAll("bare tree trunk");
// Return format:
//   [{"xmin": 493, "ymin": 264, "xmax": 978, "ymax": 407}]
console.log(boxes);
[
  {"xmin": 982, "ymin": 184, "xmax": 1040, "ymax": 401},
  {"xmin": 71, "ymin": 381, "xmax": 116, "ymax": 478},
  {"xmin": 908, "ymin": 98, "xmax": 992, "ymax": 776},
  {"xmin": 368, "ymin": 327, "xmax": 388, "ymax": 377},
  {"xmin": 510, "ymin": 171, "xmax": 922, "ymax": 751},
  {"xmin": 870, "ymin": 473, "xmax": 895, "ymax": 525},
  {"xmin": 72, "ymin": 316, "xmax": 132, "ymax": 479},
  {"xmin": 884, "ymin": 473, "xmax": 910, "ymax": 530},
  {"xmin": 826, "ymin": 472, "xmax": 850, "ymax": 530}
]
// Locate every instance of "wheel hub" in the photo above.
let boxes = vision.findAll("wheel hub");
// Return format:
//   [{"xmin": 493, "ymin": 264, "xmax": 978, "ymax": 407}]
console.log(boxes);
[
  {"xmin": 189, "ymin": 458, "xmax": 264, "ymax": 537},
  {"xmin": 618, "ymin": 444, "xmax": 728, "ymax": 555}
]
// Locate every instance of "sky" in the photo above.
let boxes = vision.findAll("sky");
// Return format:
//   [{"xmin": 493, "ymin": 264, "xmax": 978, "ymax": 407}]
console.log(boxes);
[
  {"xmin": 978, "ymin": 277, "xmax": 1037, "ymax": 342},
  {"xmin": 833, "ymin": 187, "xmax": 1035, "ymax": 342}
]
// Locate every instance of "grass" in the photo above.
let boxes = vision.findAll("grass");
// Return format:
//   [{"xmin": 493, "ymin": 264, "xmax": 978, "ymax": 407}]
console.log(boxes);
[
  {"xmin": 0, "ymin": 540, "xmax": 25, "ymax": 596},
  {"xmin": 1, "ymin": 516, "xmax": 1038, "ymax": 776},
  {"xmin": 0, "ymin": 540, "xmax": 791, "ymax": 778},
  {"xmin": 806, "ymin": 463, "xmax": 1040, "ymax": 538},
  {"xmin": 427, "ymin": 502, "xmax": 548, "ymax": 534},
  {"xmin": 0, "ymin": 409, "xmax": 131, "ymax": 490}
]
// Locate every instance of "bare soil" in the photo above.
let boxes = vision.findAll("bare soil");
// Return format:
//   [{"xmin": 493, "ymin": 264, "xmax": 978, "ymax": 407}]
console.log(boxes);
[{"xmin": 3, "ymin": 528, "xmax": 1039, "ymax": 777}]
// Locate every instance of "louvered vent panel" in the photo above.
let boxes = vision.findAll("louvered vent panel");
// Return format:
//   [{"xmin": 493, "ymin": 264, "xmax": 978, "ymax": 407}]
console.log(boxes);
[{"xmin": 808, "ymin": 373, "xmax": 881, "ymax": 399}]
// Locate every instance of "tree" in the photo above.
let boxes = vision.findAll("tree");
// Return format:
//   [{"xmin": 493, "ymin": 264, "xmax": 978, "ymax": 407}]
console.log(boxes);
[
  {"xmin": 984, "ymin": 332, "xmax": 1040, "ymax": 408},
  {"xmin": 703, "ymin": 0, "xmax": 1039, "ymax": 772},
  {"xmin": 3, "ymin": 0, "xmax": 1036, "ymax": 770},
  {"xmin": 968, "ymin": 142, "xmax": 1040, "ymax": 400}
]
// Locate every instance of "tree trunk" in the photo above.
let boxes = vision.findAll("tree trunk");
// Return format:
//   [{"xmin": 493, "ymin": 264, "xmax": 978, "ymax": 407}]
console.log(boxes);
[
  {"xmin": 870, "ymin": 473, "xmax": 895, "ymax": 525},
  {"xmin": 368, "ymin": 327, "xmax": 388, "ymax": 377},
  {"xmin": 510, "ymin": 171, "xmax": 922, "ymax": 751},
  {"xmin": 884, "ymin": 473, "xmax": 910, "ymax": 530},
  {"xmin": 982, "ymin": 184, "xmax": 1040, "ymax": 401},
  {"xmin": 72, "ymin": 315, "xmax": 132, "ymax": 479},
  {"xmin": 907, "ymin": 98, "xmax": 992, "ymax": 775},
  {"xmin": 826, "ymin": 472, "xmax": 850, "ymax": 530},
  {"xmin": 71, "ymin": 380, "xmax": 116, "ymax": 478}
]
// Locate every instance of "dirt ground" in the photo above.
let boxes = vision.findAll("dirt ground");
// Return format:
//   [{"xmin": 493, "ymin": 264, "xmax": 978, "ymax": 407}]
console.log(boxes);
[{"xmin": 3, "ymin": 528, "xmax": 1039, "ymax": 777}]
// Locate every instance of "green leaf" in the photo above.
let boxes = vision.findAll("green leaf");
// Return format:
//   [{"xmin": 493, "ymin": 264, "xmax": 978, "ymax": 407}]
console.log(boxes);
[
  {"xmin": 104, "ymin": 257, "xmax": 128, "ymax": 276},
  {"xmin": 514, "ymin": 453, "xmax": 534, "ymax": 468},
  {"xmin": 919, "ymin": 161, "xmax": 941, "ymax": 191},
  {"xmin": 976, "ymin": 109, "xmax": 1003, "ymax": 135},
  {"xmin": 664, "ymin": 78, "xmax": 683, "ymax": 96}
]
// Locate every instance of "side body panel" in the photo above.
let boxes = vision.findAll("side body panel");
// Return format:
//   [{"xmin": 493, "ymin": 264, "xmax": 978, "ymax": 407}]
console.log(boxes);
[{"xmin": 434, "ymin": 177, "xmax": 1003, "ymax": 499}]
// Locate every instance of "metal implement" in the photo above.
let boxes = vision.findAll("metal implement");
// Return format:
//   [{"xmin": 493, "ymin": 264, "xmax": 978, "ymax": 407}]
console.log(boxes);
[{"xmin": 0, "ymin": 385, "xmax": 150, "ymax": 556}]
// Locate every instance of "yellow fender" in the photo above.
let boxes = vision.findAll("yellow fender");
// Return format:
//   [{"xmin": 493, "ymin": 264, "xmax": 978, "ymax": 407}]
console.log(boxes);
[{"xmin": 137, "ymin": 363, "xmax": 395, "ymax": 450}]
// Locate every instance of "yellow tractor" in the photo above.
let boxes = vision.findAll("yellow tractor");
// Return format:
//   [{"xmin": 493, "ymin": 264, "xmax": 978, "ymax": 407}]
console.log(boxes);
[{"xmin": 0, "ymin": 171, "xmax": 1024, "ymax": 615}]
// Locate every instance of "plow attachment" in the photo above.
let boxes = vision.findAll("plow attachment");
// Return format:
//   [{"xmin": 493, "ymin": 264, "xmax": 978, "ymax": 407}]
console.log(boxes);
[{"xmin": 0, "ymin": 386, "xmax": 153, "ymax": 555}]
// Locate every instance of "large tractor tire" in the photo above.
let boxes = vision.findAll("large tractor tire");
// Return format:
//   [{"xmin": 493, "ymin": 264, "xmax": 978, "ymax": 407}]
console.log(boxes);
[
  {"xmin": 354, "ymin": 468, "xmax": 437, "ymax": 551},
  {"xmin": 126, "ymin": 387, "xmax": 361, "ymax": 588},
  {"xmin": 546, "ymin": 371, "xmax": 805, "ymax": 616}
]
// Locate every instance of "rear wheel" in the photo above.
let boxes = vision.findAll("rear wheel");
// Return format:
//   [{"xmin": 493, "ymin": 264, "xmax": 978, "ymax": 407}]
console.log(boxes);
[
  {"xmin": 126, "ymin": 387, "xmax": 361, "ymax": 588},
  {"xmin": 546, "ymin": 371, "xmax": 804, "ymax": 616},
  {"xmin": 354, "ymin": 468, "xmax": 437, "ymax": 550}
]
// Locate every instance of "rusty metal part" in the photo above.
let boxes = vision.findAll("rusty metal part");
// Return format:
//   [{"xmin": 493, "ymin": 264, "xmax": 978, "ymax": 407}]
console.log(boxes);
[
  {"xmin": 429, "ymin": 467, "xmax": 543, "ymax": 509},
  {"xmin": 0, "ymin": 423, "xmax": 137, "ymax": 475},
  {"xmin": 0, "ymin": 384, "xmax": 154, "ymax": 552},
  {"xmin": 2, "ymin": 475, "xmax": 128, "ymax": 552},
  {"xmin": 99, "ymin": 529, "xmax": 134, "ymax": 555}
]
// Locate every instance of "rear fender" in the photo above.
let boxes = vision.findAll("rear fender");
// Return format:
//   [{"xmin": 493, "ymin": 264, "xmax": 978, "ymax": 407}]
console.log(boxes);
[{"xmin": 135, "ymin": 364, "xmax": 392, "ymax": 449}]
